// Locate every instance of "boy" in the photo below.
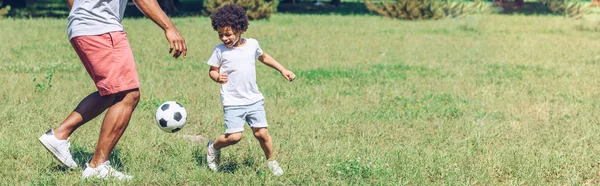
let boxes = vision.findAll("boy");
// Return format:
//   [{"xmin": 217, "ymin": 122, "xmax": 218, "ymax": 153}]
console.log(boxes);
[{"xmin": 205, "ymin": 4, "xmax": 295, "ymax": 176}]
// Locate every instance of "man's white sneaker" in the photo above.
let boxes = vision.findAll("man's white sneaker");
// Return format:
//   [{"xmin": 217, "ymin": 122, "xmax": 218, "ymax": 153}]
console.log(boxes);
[
  {"xmin": 38, "ymin": 129, "xmax": 78, "ymax": 168},
  {"xmin": 206, "ymin": 140, "xmax": 220, "ymax": 171},
  {"xmin": 268, "ymin": 160, "xmax": 284, "ymax": 176},
  {"xmin": 82, "ymin": 161, "xmax": 133, "ymax": 180}
]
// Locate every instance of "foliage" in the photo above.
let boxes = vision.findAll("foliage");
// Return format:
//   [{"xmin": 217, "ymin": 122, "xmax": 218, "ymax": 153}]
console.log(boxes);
[
  {"xmin": 33, "ymin": 69, "xmax": 54, "ymax": 93},
  {"xmin": 203, "ymin": 0, "xmax": 278, "ymax": 20},
  {"xmin": 364, "ymin": 0, "xmax": 498, "ymax": 20},
  {"xmin": 539, "ymin": 0, "xmax": 592, "ymax": 18},
  {"xmin": 0, "ymin": 5, "xmax": 9, "ymax": 19}
]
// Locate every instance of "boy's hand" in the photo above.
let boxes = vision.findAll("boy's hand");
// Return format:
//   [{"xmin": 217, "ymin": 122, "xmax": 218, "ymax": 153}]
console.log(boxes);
[
  {"xmin": 217, "ymin": 73, "xmax": 229, "ymax": 84},
  {"xmin": 281, "ymin": 70, "xmax": 295, "ymax": 82}
]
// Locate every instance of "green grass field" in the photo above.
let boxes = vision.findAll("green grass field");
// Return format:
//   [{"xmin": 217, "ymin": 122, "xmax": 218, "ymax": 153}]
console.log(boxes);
[{"xmin": 2, "ymin": 13, "xmax": 600, "ymax": 185}]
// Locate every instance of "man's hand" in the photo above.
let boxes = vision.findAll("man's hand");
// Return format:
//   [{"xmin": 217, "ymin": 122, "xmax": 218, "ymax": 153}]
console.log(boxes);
[
  {"xmin": 133, "ymin": 0, "xmax": 187, "ymax": 59},
  {"xmin": 165, "ymin": 28, "xmax": 187, "ymax": 59}
]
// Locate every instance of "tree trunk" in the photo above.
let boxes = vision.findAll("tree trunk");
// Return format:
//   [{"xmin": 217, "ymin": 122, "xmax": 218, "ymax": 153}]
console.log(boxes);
[
  {"xmin": 158, "ymin": 0, "xmax": 178, "ymax": 14},
  {"xmin": 330, "ymin": 0, "xmax": 341, "ymax": 7}
]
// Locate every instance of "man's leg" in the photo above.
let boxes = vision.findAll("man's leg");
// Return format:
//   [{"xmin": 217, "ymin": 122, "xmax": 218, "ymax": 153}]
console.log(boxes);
[
  {"xmin": 88, "ymin": 89, "xmax": 140, "ymax": 168},
  {"xmin": 53, "ymin": 92, "xmax": 116, "ymax": 140},
  {"xmin": 39, "ymin": 91, "xmax": 116, "ymax": 168}
]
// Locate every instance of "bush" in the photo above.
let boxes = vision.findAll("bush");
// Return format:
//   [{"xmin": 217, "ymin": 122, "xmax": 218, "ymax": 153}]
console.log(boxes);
[
  {"xmin": 0, "ymin": 5, "xmax": 10, "ymax": 19},
  {"xmin": 203, "ymin": 0, "xmax": 278, "ymax": 20},
  {"xmin": 539, "ymin": 0, "xmax": 592, "ymax": 18},
  {"xmin": 364, "ymin": 0, "xmax": 498, "ymax": 20}
]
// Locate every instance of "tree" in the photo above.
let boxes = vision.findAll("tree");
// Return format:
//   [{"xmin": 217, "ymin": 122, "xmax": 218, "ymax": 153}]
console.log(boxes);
[
  {"xmin": 331, "ymin": 0, "xmax": 341, "ymax": 6},
  {"xmin": 158, "ymin": 0, "xmax": 179, "ymax": 14},
  {"xmin": 2, "ymin": 0, "xmax": 26, "ymax": 8}
]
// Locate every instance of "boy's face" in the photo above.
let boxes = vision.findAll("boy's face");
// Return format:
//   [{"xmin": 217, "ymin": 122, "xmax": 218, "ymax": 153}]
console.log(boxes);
[{"xmin": 217, "ymin": 26, "xmax": 243, "ymax": 48}]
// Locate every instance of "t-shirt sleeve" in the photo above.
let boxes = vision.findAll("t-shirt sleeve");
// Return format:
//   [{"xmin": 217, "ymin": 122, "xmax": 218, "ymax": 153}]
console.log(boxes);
[
  {"xmin": 254, "ymin": 39, "xmax": 264, "ymax": 60},
  {"xmin": 207, "ymin": 47, "xmax": 222, "ymax": 67}
]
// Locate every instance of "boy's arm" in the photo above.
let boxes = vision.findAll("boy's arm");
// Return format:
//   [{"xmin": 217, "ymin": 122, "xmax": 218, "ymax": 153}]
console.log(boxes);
[
  {"xmin": 209, "ymin": 66, "xmax": 228, "ymax": 84},
  {"xmin": 66, "ymin": 0, "xmax": 73, "ymax": 10},
  {"xmin": 258, "ymin": 52, "xmax": 295, "ymax": 82},
  {"xmin": 132, "ymin": 0, "xmax": 187, "ymax": 59}
]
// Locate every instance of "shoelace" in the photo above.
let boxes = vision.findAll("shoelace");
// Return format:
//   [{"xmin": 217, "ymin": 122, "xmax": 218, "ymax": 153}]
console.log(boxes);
[
  {"xmin": 269, "ymin": 161, "xmax": 281, "ymax": 170},
  {"xmin": 63, "ymin": 139, "xmax": 73, "ymax": 157},
  {"xmin": 106, "ymin": 165, "xmax": 129, "ymax": 178},
  {"xmin": 65, "ymin": 140, "xmax": 71, "ymax": 150}
]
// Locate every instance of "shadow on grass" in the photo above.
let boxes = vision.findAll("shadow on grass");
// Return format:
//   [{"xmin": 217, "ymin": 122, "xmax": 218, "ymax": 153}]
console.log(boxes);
[
  {"xmin": 45, "ymin": 143, "xmax": 126, "ymax": 172},
  {"xmin": 220, "ymin": 162, "xmax": 240, "ymax": 173},
  {"xmin": 192, "ymin": 145, "xmax": 240, "ymax": 173},
  {"xmin": 193, "ymin": 146, "xmax": 205, "ymax": 167},
  {"xmin": 192, "ymin": 146, "xmax": 260, "ymax": 174}
]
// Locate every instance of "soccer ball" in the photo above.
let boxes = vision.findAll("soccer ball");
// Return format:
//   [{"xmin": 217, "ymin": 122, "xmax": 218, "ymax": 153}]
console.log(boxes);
[{"xmin": 155, "ymin": 101, "xmax": 187, "ymax": 133}]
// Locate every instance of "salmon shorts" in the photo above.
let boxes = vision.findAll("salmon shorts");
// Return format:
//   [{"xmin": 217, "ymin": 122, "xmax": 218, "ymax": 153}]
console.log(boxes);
[{"xmin": 70, "ymin": 31, "xmax": 140, "ymax": 96}]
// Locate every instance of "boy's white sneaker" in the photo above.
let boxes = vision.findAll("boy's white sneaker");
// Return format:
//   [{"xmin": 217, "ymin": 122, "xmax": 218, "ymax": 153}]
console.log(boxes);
[
  {"xmin": 268, "ymin": 160, "xmax": 284, "ymax": 176},
  {"xmin": 82, "ymin": 161, "xmax": 133, "ymax": 180},
  {"xmin": 206, "ymin": 140, "xmax": 220, "ymax": 171},
  {"xmin": 38, "ymin": 129, "xmax": 78, "ymax": 168}
]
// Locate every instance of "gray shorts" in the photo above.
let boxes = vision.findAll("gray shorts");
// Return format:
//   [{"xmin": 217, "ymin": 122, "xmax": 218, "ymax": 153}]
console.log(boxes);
[{"xmin": 223, "ymin": 100, "xmax": 268, "ymax": 134}]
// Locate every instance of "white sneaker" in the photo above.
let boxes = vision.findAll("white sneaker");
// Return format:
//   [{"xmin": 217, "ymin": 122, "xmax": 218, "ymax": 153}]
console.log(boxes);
[
  {"xmin": 268, "ymin": 160, "xmax": 284, "ymax": 176},
  {"xmin": 38, "ymin": 129, "xmax": 78, "ymax": 168},
  {"xmin": 82, "ymin": 161, "xmax": 133, "ymax": 180},
  {"xmin": 206, "ymin": 140, "xmax": 220, "ymax": 171}
]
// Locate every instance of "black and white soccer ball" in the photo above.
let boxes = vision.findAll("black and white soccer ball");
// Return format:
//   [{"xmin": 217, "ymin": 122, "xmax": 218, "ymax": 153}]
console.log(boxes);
[{"xmin": 155, "ymin": 101, "xmax": 187, "ymax": 133}]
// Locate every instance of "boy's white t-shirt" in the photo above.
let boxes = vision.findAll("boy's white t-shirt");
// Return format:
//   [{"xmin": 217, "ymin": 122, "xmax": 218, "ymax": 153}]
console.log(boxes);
[{"xmin": 207, "ymin": 38, "xmax": 265, "ymax": 106}]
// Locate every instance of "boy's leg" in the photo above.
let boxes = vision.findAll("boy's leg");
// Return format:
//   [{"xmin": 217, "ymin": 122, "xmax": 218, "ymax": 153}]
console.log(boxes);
[
  {"xmin": 251, "ymin": 127, "xmax": 273, "ymax": 160},
  {"xmin": 207, "ymin": 132, "xmax": 242, "ymax": 171},
  {"xmin": 88, "ymin": 89, "xmax": 140, "ymax": 168},
  {"xmin": 252, "ymin": 127, "xmax": 283, "ymax": 176},
  {"xmin": 213, "ymin": 132, "xmax": 243, "ymax": 149}
]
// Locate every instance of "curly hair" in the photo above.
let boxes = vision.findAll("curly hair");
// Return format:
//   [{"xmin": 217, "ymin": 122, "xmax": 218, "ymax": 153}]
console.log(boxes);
[{"xmin": 210, "ymin": 4, "xmax": 249, "ymax": 32}]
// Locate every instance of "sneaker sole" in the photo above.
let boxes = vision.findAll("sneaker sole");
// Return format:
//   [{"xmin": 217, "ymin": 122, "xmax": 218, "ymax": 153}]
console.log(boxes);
[{"xmin": 38, "ymin": 136, "xmax": 77, "ymax": 169}]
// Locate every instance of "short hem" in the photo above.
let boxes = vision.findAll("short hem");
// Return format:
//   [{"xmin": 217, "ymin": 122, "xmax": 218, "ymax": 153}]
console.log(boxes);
[
  {"xmin": 250, "ymin": 123, "xmax": 268, "ymax": 128},
  {"xmin": 98, "ymin": 85, "xmax": 140, "ymax": 96},
  {"xmin": 225, "ymin": 128, "xmax": 244, "ymax": 134}
]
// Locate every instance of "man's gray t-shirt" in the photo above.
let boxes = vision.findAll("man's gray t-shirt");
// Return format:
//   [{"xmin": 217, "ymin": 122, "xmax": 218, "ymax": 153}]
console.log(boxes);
[{"xmin": 67, "ymin": 0, "xmax": 128, "ymax": 40}]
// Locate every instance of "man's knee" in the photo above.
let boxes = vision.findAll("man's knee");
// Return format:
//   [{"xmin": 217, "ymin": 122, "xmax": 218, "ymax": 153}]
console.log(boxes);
[
  {"xmin": 116, "ymin": 89, "xmax": 140, "ymax": 104},
  {"xmin": 127, "ymin": 89, "xmax": 141, "ymax": 103}
]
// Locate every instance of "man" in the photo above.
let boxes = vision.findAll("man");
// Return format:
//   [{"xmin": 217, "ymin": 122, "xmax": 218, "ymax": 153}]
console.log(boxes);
[{"xmin": 38, "ymin": 0, "xmax": 187, "ymax": 180}]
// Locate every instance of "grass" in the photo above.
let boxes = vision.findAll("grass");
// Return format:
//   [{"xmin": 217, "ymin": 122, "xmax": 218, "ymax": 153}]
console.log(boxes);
[{"xmin": 2, "ymin": 13, "xmax": 600, "ymax": 185}]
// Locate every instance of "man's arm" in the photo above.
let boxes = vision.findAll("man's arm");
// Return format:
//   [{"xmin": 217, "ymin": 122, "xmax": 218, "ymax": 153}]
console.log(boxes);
[
  {"xmin": 66, "ymin": 0, "xmax": 74, "ymax": 10},
  {"xmin": 133, "ymin": 0, "xmax": 187, "ymax": 58}
]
